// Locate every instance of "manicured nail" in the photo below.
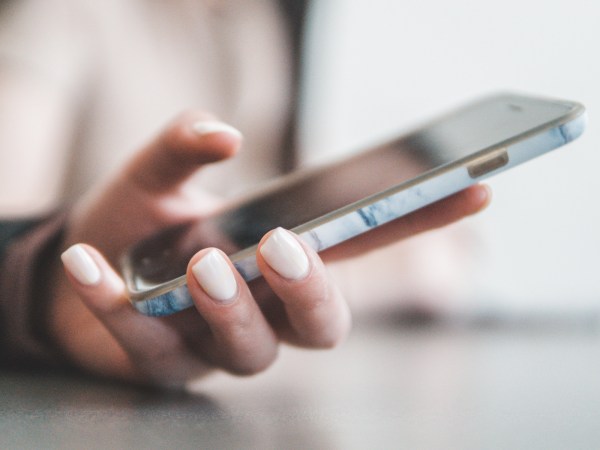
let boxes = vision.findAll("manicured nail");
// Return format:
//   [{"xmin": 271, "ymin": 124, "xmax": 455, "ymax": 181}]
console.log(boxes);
[
  {"xmin": 260, "ymin": 228, "xmax": 309, "ymax": 280},
  {"xmin": 192, "ymin": 121, "xmax": 243, "ymax": 139},
  {"xmin": 479, "ymin": 184, "xmax": 493, "ymax": 205},
  {"xmin": 192, "ymin": 250, "xmax": 238, "ymax": 303},
  {"xmin": 61, "ymin": 244, "xmax": 101, "ymax": 286}
]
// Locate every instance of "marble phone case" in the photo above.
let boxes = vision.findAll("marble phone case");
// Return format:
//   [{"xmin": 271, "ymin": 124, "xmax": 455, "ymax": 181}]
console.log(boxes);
[{"xmin": 122, "ymin": 95, "xmax": 587, "ymax": 316}]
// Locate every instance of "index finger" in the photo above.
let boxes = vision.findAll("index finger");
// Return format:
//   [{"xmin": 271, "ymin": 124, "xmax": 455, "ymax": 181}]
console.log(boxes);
[{"xmin": 122, "ymin": 111, "xmax": 243, "ymax": 193}]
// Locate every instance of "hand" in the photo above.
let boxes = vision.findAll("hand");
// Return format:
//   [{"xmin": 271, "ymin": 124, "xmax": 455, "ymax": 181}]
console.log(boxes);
[{"xmin": 50, "ymin": 111, "xmax": 491, "ymax": 387}]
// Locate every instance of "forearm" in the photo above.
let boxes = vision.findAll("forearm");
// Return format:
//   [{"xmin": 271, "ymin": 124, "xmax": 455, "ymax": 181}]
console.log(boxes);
[{"xmin": 0, "ymin": 212, "xmax": 69, "ymax": 369}]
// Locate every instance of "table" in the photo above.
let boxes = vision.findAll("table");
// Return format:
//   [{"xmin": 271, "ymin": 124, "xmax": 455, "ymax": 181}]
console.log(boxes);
[{"xmin": 2, "ymin": 315, "xmax": 600, "ymax": 449}]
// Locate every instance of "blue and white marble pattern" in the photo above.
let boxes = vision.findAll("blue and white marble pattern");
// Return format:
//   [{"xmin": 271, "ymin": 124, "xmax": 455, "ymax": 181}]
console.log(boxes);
[{"xmin": 131, "ymin": 114, "xmax": 587, "ymax": 316}]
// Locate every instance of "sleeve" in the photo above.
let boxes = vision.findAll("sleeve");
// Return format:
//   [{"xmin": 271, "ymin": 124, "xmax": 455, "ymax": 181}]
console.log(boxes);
[{"xmin": 0, "ymin": 212, "xmax": 71, "ymax": 369}]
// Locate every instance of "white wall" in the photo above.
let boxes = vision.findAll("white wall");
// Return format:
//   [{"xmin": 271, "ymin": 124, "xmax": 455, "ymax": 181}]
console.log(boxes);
[{"xmin": 301, "ymin": 0, "xmax": 600, "ymax": 313}]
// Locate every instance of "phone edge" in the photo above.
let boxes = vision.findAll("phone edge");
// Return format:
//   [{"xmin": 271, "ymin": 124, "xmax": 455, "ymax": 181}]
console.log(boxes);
[{"xmin": 128, "ymin": 102, "xmax": 587, "ymax": 317}]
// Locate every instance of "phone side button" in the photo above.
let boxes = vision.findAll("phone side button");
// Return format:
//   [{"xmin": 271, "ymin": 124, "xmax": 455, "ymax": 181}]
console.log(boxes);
[{"xmin": 467, "ymin": 149, "xmax": 509, "ymax": 179}]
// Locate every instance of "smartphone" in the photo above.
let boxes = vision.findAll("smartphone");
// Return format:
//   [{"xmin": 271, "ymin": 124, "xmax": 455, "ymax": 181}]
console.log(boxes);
[{"xmin": 121, "ymin": 92, "xmax": 587, "ymax": 316}]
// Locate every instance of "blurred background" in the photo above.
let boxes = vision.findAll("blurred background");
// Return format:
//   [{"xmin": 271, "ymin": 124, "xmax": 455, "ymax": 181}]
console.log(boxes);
[
  {"xmin": 301, "ymin": 0, "xmax": 600, "ymax": 316},
  {"xmin": 2, "ymin": 2, "xmax": 600, "ymax": 448}
]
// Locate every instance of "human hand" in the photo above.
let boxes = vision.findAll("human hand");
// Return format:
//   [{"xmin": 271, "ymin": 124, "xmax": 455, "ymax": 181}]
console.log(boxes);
[{"xmin": 50, "ymin": 111, "xmax": 490, "ymax": 387}]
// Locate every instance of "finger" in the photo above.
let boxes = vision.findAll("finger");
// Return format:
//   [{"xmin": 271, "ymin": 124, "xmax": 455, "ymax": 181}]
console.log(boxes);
[
  {"xmin": 61, "ymin": 244, "xmax": 208, "ymax": 385},
  {"xmin": 187, "ymin": 249, "xmax": 278, "ymax": 375},
  {"xmin": 123, "ymin": 111, "xmax": 243, "ymax": 193},
  {"xmin": 257, "ymin": 228, "xmax": 352, "ymax": 348},
  {"xmin": 323, "ymin": 184, "xmax": 492, "ymax": 261},
  {"xmin": 68, "ymin": 112, "xmax": 240, "ymax": 260}
]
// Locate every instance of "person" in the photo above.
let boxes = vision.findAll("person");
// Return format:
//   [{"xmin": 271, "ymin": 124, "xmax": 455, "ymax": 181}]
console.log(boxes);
[{"xmin": 0, "ymin": 0, "xmax": 491, "ymax": 386}]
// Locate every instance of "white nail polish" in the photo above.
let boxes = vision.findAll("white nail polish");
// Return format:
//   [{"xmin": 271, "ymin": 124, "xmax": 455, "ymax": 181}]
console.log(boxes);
[
  {"xmin": 192, "ymin": 121, "xmax": 243, "ymax": 139},
  {"xmin": 260, "ymin": 228, "xmax": 309, "ymax": 280},
  {"xmin": 192, "ymin": 250, "xmax": 238, "ymax": 303},
  {"xmin": 61, "ymin": 244, "xmax": 101, "ymax": 286}
]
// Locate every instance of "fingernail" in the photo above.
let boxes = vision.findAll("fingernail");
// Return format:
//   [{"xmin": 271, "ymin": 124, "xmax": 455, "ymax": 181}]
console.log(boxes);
[
  {"xmin": 192, "ymin": 121, "xmax": 243, "ymax": 139},
  {"xmin": 480, "ymin": 184, "xmax": 493, "ymax": 205},
  {"xmin": 61, "ymin": 244, "xmax": 101, "ymax": 286},
  {"xmin": 260, "ymin": 228, "xmax": 309, "ymax": 280},
  {"xmin": 192, "ymin": 250, "xmax": 238, "ymax": 303}
]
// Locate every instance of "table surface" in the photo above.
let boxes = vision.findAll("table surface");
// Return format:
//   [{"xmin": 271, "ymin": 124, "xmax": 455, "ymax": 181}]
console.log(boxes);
[{"xmin": 2, "ymin": 315, "xmax": 600, "ymax": 450}]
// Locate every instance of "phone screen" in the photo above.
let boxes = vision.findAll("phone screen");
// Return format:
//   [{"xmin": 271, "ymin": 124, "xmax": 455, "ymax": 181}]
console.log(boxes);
[{"xmin": 127, "ymin": 94, "xmax": 574, "ymax": 287}]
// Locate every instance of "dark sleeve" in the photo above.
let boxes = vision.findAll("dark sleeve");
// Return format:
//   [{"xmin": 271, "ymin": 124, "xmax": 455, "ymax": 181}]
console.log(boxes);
[{"xmin": 0, "ymin": 213, "xmax": 69, "ymax": 369}]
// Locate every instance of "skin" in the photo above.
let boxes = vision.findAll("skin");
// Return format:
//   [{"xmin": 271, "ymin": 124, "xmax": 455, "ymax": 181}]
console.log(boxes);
[{"xmin": 50, "ymin": 111, "xmax": 492, "ymax": 388}]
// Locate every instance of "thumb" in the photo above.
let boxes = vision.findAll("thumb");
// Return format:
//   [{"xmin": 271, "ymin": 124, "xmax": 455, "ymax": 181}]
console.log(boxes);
[{"xmin": 122, "ymin": 111, "xmax": 243, "ymax": 193}]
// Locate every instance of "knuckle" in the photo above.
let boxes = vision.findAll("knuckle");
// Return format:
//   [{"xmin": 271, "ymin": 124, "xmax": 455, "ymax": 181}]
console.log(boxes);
[
  {"xmin": 84, "ymin": 287, "xmax": 131, "ymax": 316},
  {"xmin": 142, "ymin": 338, "xmax": 188, "ymax": 364},
  {"xmin": 213, "ymin": 308, "xmax": 279, "ymax": 376},
  {"xmin": 316, "ymin": 333, "xmax": 344, "ymax": 350},
  {"xmin": 304, "ymin": 331, "xmax": 345, "ymax": 350},
  {"xmin": 222, "ymin": 309, "xmax": 258, "ymax": 341},
  {"xmin": 300, "ymin": 310, "xmax": 352, "ymax": 350},
  {"xmin": 224, "ymin": 346, "xmax": 279, "ymax": 377},
  {"xmin": 288, "ymin": 279, "xmax": 330, "ymax": 313}
]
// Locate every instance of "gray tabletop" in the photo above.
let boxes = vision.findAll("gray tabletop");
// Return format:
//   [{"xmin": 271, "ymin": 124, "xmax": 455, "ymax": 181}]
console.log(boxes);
[{"xmin": 2, "ymin": 316, "xmax": 600, "ymax": 450}]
